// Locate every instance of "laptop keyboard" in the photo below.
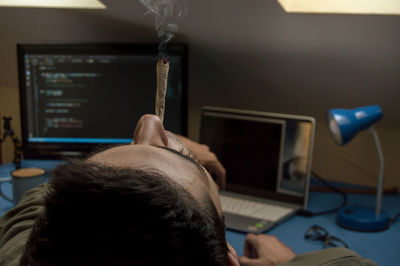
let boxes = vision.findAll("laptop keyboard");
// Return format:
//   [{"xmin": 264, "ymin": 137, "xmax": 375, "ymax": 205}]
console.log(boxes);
[{"xmin": 220, "ymin": 195, "xmax": 293, "ymax": 222}]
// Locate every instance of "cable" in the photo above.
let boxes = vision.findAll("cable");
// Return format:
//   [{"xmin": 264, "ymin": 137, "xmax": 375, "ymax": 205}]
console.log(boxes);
[
  {"xmin": 298, "ymin": 172, "xmax": 400, "ymax": 224},
  {"xmin": 391, "ymin": 211, "xmax": 400, "ymax": 224},
  {"xmin": 297, "ymin": 171, "xmax": 348, "ymax": 217}
]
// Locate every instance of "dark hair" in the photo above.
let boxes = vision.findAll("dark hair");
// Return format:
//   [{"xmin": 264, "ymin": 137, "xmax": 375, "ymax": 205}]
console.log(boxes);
[{"xmin": 21, "ymin": 159, "xmax": 227, "ymax": 266}]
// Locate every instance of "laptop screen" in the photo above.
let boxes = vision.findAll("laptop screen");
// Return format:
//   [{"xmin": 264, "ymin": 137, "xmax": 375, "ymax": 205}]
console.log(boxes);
[
  {"xmin": 200, "ymin": 108, "xmax": 315, "ymax": 206},
  {"xmin": 200, "ymin": 112, "xmax": 285, "ymax": 191}
]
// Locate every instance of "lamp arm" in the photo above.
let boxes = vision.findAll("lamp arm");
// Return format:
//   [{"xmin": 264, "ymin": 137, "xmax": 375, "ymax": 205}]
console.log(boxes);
[{"xmin": 369, "ymin": 127, "xmax": 384, "ymax": 216}]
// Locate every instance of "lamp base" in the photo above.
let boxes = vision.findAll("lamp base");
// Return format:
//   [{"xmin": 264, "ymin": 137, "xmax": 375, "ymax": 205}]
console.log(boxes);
[{"xmin": 337, "ymin": 206, "xmax": 390, "ymax": 232}]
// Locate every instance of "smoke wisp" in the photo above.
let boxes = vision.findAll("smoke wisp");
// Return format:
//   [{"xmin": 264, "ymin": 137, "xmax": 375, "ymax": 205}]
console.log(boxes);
[{"xmin": 140, "ymin": 0, "xmax": 187, "ymax": 59}]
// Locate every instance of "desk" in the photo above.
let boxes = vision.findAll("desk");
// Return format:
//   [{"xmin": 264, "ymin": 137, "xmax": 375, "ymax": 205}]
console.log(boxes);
[{"xmin": 1, "ymin": 160, "xmax": 399, "ymax": 265}]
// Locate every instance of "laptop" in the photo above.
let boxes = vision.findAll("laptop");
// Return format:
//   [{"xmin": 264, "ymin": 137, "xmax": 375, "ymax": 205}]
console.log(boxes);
[{"xmin": 199, "ymin": 107, "xmax": 315, "ymax": 233}]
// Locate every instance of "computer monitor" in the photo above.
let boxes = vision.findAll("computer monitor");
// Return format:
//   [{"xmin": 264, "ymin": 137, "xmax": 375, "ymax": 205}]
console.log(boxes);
[{"xmin": 18, "ymin": 43, "xmax": 188, "ymax": 158}]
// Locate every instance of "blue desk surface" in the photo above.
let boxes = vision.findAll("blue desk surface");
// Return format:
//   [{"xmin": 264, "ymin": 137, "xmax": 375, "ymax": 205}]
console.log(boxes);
[{"xmin": 1, "ymin": 160, "xmax": 399, "ymax": 265}]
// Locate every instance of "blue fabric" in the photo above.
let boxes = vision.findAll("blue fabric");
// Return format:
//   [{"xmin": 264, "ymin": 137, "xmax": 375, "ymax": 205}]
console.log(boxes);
[{"xmin": 1, "ymin": 160, "xmax": 399, "ymax": 265}]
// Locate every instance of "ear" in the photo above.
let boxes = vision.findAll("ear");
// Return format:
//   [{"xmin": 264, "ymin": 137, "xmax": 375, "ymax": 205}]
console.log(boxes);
[
  {"xmin": 227, "ymin": 242, "xmax": 240, "ymax": 266},
  {"xmin": 227, "ymin": 252, "xmax": 240, "ymax": 266}
]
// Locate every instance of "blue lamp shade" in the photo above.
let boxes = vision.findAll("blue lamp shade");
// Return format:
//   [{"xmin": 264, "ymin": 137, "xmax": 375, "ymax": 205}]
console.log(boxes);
[{"xmin": 327, "ymin": 105, "xmax": 383, "ymax": 146}]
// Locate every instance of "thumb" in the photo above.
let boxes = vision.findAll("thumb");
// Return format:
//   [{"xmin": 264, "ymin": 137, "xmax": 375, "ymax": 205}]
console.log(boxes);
[
  {"xmin": 207, "ymin": 161, "xmax": 226, "ymax": 190},
  {"xmin": 238, "ymin": 256, "xmax": 262, "ymax": 266}
]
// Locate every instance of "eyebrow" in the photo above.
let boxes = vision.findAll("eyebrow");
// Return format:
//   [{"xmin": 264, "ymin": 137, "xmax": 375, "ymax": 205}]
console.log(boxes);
[{"xmin": 157, "ymin": 146, "xmax": 209, "ymax": 184}]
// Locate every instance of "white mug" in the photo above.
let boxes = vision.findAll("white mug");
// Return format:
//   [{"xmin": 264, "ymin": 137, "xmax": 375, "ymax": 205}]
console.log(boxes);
[{"xmin": 0, "ymin": 167, "xmax": 46, "ymax": 206}]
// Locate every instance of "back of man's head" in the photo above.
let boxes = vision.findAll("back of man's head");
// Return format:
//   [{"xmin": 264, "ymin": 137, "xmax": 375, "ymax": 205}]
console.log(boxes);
[{"xmin": 21, "ymin": 159, "xmax": 227, "ymax": 266}]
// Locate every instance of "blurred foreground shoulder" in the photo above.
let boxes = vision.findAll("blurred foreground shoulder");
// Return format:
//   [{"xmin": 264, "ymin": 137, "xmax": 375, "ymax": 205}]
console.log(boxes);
[
  {"xmin": 278, "ymin": 247, "xmax": 376, "ymax": 266},
  {"xmin": 0, "ymin": 183, "xmax": 47, "ymax": 266}
]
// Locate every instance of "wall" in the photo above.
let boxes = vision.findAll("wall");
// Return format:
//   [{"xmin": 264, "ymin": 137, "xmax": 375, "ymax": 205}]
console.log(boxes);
[{"xmin": 0, "ymin": 0, "xmax": 399, "ymax": 188}]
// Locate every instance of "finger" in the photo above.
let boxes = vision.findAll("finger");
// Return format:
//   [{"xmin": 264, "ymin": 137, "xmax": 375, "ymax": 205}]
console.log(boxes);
[
  {"xmin": 243, "ymin": 234, "xmax": 258, "ymax": 258},
  {"xmin": 238, "ymin": 256, "xmax": 262, "ymax": 266},
  {"xmin": 227, "ymin": 242, "xmax": 238, "ymax": 261},
  {"xmin": 275, "ymin": 237, "xmax": 296, "ymax": 256},
  {"xmin": 205, "ymin": 161, "xmax": 226, "ymax": 190},
  {"xmin": 228, "ymin": 252, "xmax": 240, "ymax": 266},
  {"xmin": 214, "ymin": 161, "xmax": 226, "ymax": 190}
]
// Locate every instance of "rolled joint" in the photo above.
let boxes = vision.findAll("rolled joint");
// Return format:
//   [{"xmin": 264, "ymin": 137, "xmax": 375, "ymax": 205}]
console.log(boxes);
[{"xmin": 155, "ymin": 59, "xmax": 170, "ymax": 123}]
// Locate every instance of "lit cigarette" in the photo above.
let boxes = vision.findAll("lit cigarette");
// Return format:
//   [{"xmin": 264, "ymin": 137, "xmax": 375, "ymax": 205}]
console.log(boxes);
[{"xmin": 155, "ymin": 59, "xmax": 170, "ymax": 122}]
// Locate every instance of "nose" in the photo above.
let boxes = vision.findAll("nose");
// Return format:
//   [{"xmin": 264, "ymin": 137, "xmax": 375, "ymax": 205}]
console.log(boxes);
[{"xmin": 133, "ymin": 114, "xmax": 169, "ymax": 147}]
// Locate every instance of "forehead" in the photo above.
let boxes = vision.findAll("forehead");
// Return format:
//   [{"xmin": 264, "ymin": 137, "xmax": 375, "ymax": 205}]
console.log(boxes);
[
  {"xmin": 89, "ymin": 144, "xmax": 223, "ymax": 217},
  {"xmin": 88, "ymin": 144, "xmax": 209, "ymax": 192}
]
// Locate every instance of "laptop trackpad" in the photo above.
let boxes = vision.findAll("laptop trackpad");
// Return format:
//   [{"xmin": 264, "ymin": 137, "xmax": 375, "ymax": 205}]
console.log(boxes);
[{"xmin": 224, "ymin": 212, "xmax": 274, "ymax": 234}]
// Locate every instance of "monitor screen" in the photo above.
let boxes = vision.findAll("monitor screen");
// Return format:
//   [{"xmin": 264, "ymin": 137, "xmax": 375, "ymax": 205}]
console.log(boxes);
[{"xmin": 18, "ymin": 43, "xmax": 188, "ymax": 158}]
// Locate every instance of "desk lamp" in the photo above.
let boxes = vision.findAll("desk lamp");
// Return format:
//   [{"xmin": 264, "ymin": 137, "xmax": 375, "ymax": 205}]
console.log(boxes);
[{"xmin": 327, "ymin": 105, "xmax": 390, "ymax": 231}]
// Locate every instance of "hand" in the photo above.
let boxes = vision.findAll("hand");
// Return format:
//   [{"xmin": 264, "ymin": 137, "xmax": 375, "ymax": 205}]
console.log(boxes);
[
  {"xmin": 239, "ymin": 234, "xmax": 296, "ymax": 266},
  {"xmin": 177, "ymin": 135, "xmax": 226, "ymax": 189}
]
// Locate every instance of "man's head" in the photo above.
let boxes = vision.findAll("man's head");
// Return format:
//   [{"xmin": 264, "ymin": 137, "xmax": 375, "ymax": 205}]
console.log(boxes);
[{"xmin": 22, "ymin": 115, "xmax": 239, "ymax": 266}]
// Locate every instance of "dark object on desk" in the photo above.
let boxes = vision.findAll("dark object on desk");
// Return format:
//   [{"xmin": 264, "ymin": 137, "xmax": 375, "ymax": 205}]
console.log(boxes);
[
  {"xmin": 0, "ymin": 117, "xmax": 22, "ymax": 169},
  {"xmin": 305, "ymin": 224, "xmax": 349, "ymax": 249}
]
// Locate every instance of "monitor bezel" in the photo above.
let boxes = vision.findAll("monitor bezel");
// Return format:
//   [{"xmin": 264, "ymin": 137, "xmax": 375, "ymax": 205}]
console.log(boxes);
[{"xmin": 17, "ymin": 43, "xmax": 188, "ymax": 159}]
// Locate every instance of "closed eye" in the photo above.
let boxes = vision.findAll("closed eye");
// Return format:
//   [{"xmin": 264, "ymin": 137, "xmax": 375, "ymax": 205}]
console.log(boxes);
[
  {"xmin": 157, "ymin": 146, "xmax": 208, "ymax": 181},
  {"xmin": 178, "ymin": 148, "xmax": 196, "ymax": 160}
]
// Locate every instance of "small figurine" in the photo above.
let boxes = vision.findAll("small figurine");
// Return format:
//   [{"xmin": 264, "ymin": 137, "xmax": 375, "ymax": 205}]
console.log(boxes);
[{"xmin": 0, "ymin": 117, "xmax": 22, "ymax": 169}]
